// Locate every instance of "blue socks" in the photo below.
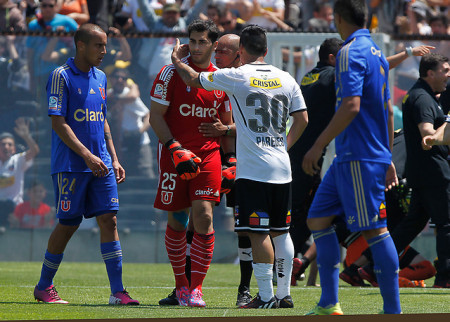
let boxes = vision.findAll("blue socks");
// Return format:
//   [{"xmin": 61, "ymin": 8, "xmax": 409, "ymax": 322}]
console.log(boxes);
[
  {"xmin": 37, "ymin": 250, "xmax": 63, "ymax": 290},
  {"xmin": 312, "ymin": 226, "xmax": 340, "ymax": 307},
  {"xmin": 368, "ymin": 232, "xmax": 401, "ymax": 314},
  {"xmin": 101, "ymin": 241, "xmax": 124, "ymax": 294}
]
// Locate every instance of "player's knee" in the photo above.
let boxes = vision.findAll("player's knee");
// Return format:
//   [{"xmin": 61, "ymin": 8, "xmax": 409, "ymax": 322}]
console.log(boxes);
[
  {"xmin": 172, "ymin": 210, "xmax": 189, "ymax": 229},
  {"xmin": 96, "ymin": 212, "xmax": 118, "ymax": 231}
]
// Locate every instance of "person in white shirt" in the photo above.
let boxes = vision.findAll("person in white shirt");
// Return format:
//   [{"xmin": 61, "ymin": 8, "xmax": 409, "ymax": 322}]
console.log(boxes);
[
  {"xmin": 170, "ymin": 25, "xmax": 308, "ymax": 308},
  {"xmin": 0, "ymin": 117, "xmax": 39, "ymax": 226}
]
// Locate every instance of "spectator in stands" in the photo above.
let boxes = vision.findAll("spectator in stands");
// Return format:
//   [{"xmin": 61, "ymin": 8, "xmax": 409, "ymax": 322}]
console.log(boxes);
[
  {"xmin": 10, "ymin": 181, "xmax": 54, "ymax": 229},
  {"xmin": 86, "ymin": 0, "xmax": 108, "ymax": 31},
  {"xmin": 0, "ymin": 118, "xmax": 39, "ymax": 228},
  {"xmin": 0, "ymin": 0, "xmax": 27, "ymax": 31},
  {"xmin": 219, "ymin": 7, "xmax": 245, "ymax": 33},
  {"xmin": 246, "ymin": 0, "xmax": 288, "ymax": 31},
  {"xmin": 200, "ymin": 3, "xmax": 226, "ymax": 32},
  {"xmin": 26, "ymin": 0, "xmax": 78, "ymax": 98},
  {"xmin": 307, "ymin": 2, "xmax": 335, "ymax": 31},
  {"xmin": 107, "ymin": 68, "xmax": 156, "ymax": 179},
  {"xmin": 56, "ymin": 0, "xmax": 90, "ymax": 26},
  {"xmin": 28, "ymin": 0, "xmax": 78, "ymax": 31}
]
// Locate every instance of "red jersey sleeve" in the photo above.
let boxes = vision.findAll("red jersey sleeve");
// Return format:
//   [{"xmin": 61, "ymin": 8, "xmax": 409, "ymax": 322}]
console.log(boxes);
[{"xmin": 150, "ymin": 64, "xmax": 177, "ymax": 106}]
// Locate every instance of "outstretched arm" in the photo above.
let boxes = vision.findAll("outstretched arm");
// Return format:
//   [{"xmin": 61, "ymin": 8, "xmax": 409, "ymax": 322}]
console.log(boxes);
[{"xmin": 387, "ymin": 45, "xmax": 435, "ymax": 70}]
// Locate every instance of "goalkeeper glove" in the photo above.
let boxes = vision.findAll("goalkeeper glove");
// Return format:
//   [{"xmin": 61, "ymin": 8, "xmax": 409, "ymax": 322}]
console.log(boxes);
[
  {"xmin": 223, "ymin": 152, "xmax": 236, "ymax": 167},
  {"xmin": 221, "ymin": 165, "xmax": 236, "ymax": 194},
  {"xmin": 165, "ymin": 139, "xmax": 201, "ymax": 180}
]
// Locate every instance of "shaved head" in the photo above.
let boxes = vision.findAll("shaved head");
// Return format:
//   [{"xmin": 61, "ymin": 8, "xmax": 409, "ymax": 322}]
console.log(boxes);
[
  {"xmin": 74, "ymin": 23, "xmax": 105, "ymax": 49},
  {"xmin": 218, "ymin": 34, "xmax": 240, "ymax": 52}
]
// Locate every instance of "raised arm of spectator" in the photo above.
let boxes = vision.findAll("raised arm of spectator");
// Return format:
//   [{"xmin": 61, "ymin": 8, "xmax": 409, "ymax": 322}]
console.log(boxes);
[
  {"xmin": 14, "ymin": 117, "xmax": 39, "ymax": 162},
  {"xmin": 137, "ymin": 0, "xmax": 159, "ymax": 30},
  {"xmin": 387, "ymin": 45, "xmax": 435, "ymax": 70},
  {"xmin": 40, "ymin": 37, "xmax": 61, "ymax": 63},
  {"xmin": 108, "ymin": 27, "xmax": 132, "ymax": 62},
  {"xmin": 185, "ymin": 0, "xmax": 210, "ymax": 25},
  {"xmin": 5, "ymin": 36, "xmax": 19, "ymax": 60}
]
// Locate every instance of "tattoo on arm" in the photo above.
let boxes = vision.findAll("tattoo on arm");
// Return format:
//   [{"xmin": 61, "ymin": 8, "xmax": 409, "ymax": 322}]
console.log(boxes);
[{"xmin": 105, "ymin": 132, "xmax": 112, "ymax": 140}]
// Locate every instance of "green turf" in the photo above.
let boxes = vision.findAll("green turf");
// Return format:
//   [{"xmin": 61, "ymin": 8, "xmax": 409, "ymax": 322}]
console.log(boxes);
[{"xmin": 0, "ymin": 262, "xmax": 448, "ymax": 320}]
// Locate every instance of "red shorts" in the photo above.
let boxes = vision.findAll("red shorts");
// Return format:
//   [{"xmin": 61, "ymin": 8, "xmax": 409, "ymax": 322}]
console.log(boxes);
[{"xmin": 154, "ymin": 143, "xmax": 221, "ymax": 211}]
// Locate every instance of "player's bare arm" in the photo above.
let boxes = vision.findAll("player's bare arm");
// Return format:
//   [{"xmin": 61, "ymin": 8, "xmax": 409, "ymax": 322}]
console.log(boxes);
[
  {"xmin": 14, "ymin": 117, "xmax": 40, "ymax": 161},
  {"xmin": 422, "ymin": 122, "xmax": 448, "ymax": 150},
  {"xmin": 199, "ymin": 116, "xmax": 236, "ymax": 137},
  {"xmin": 286, "ymin": 110, "xmax": 308, "ymax": 151},
  {"xmin": 171, "ymin": 38, "xmax": 202, "ymax": 88},
  {"xmin": 218, "ymin": 110, "xmax": 235, "ymax": 155},
  {"xmin": 149, "ymin": 100, "xmax": 175, "ymax": 145},
  {"xmin": 51, "ymin": 115, "xmax": 109, "ymax": 177},
  {"xmin": 302, "ymin": 96, "xmax": 360, "ymax": 176},
  {"xmin": 104, "ymin": 118, "xmax": 125, "ymax": 184},
  {"xmin": 387, "ymin": 45, "xmax": 435, "ymax": 70}
]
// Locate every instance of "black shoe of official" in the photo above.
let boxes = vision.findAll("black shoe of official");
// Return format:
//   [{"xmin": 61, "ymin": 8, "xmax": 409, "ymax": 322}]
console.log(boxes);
[
  {"xmin": 240, "ymin": 293, "xmax": 278, "ymax": 309},
  {"xmin": 236, "ymin": 288, "xmax": 252, "ymax": 307},
  {"xmin": 158, "ymin": 288, "xmax": 179, "ymax": 305},
  {"xmin": 276, "ymin": 295, "xmax": 294, "ymax": 308},
  {"xmin": 339, "ymin": 264, "xmax": 369, "ymax": 287}
]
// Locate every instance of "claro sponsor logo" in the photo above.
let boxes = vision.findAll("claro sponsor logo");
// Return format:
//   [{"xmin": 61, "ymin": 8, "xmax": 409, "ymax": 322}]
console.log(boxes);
[
  {"xmin": 195, "ymin": 188, "xmax": 214, "ymax": 196},
  {"xmin": 74, "ymin": 108, "xmax": 105, "ymax": 122},
  {"xmin": 179, "ymin": 103, "xmax": 218, "ymax": 117}
]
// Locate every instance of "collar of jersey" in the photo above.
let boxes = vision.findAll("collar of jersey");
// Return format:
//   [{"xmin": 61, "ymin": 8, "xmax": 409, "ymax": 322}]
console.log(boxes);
[
  {"xmin": 66, "ymin": 57, "xmax": 93, "ymax": 77},
  {"xmin": 418, "ymin": 78, "xmax": 440, "ymax": 100},
  {"xmin": 344, "ymin": 28, "xmax": 370, "ymax": 45}
]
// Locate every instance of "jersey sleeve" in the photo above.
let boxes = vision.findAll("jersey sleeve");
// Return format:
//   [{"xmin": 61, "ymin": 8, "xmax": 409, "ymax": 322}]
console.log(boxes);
[
  {"xmin": 290, "ymin": 82, "xmax": 307, "ymax": 114},
  {"xmin": 150, "ymin": 65, "xmax": 176, "ymax": 106},
  {"xmin": 338, "ymin": 48, "xmax": 365, "ymax": 98},
  {"xmin": 199, "ymin": 68, "xmax": 237, "ymax": 93},
  {"xmin": 46, "ymin": 69, "xmax": 69, "ymax": 117},
  {"xmin": 412, "ymin": 94, "xmax": 438, "ymax": 125}
]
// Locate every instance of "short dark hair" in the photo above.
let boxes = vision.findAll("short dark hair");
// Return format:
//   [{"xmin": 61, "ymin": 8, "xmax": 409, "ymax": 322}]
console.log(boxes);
[
  {"xmin": 419, "ymin": 53, "xmax": 449, "ymax": 78},
  {"xmin": 334, "ymin": 0, "xmax": 367, "ymax": 28},
  {"xmin": 240, "ymin": 25, "xmax": 267, "ymax": 57},
  {"xmin": 188, "ymin": 20, "xmax": 219, "ymax": 43},
  {"xmin": 428, "ymin": 14, "xmax": 448, "ymax": 28},
  {"xmin": 319, "ymin": 38, "xmax": 344, "ymax": 62},
  {"xmin": 74, "ymin": 23, "xmax": 105, "ymax": 49}
]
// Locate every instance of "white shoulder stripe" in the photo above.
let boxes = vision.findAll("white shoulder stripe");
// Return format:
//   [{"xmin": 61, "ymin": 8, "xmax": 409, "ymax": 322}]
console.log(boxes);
[{"xmin": 159, "ymin": 65, "xmax": 175, "ymax": 81}]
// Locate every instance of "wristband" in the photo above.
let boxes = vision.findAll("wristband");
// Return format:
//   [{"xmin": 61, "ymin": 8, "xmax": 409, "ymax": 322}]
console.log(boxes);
[
  {"xmin": 164, "ymin": 138, "xmax": 177, "ymax": 149},
  {"xmin": 405, "ymin": 46, "xmax": 413, "ymax": 57},
  {"xmin": 224, "ymin": 125, "xmax": 231, "ymax": 136}
]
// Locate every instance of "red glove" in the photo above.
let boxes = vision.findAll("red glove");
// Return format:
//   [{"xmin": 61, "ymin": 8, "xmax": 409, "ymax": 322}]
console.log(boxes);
[
  {"xmin": 221, "ymin": 165, "xmax": 236, "ymax": 194},
  {"xmin": 165, "ymin": 139, "xmax": 201, "ymax": 180}
]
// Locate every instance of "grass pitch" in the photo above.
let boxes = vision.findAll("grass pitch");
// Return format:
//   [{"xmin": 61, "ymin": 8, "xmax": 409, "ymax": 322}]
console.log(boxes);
[{"xmin": 0, "ymin": 262, "xmax": 448, "ymax": 320}]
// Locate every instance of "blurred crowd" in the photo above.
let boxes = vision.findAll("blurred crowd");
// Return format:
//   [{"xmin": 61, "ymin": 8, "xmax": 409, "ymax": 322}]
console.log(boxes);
[{"xmin": 0, "ymin": 0, "xmax": 448, "ymax": 34}]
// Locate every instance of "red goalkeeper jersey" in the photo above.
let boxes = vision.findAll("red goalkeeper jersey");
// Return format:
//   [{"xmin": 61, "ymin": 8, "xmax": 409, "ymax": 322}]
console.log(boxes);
[{"xmin": 150, "ymin": 57, "xmax": 230, "ymax": 154}]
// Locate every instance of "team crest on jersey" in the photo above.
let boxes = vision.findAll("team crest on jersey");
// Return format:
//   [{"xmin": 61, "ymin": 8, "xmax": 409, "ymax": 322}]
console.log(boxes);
[
  {"xmin": 99, "ymin": 87, "xmax": 106, "ymax": 100},
  {"xmin": 49, "ymin": 96, "xmax": 58, "ymax": 110},
  {"xmin": 286, "ymin": 210, "xmax": 291, "ymax": 225},
  {"xmin": 213, "ymin": 90, "xmax": 224, "ymax": 99},
  {"xmin": 154, "ymin": 84, "xmax": 163, "ymax": 98},
  {"xmin": 301, "ymin": 73, "xmax": 319, "ymax": 86},
  {"xmin": 207, "ymin": 73, "xmax": 214, "ymax": 82},
  {"xmin": 78, "ymin": 88, "xmax": 82, "ymax": 94},
  {"xmin": 249, "ymin": 211, "xmax": 269, "ymax": 226},
  {"xmin": 61, "ymin": 200, "xmax": 71, "ymax": 212},
  {"xmin": 161, "ymin": 191, "xmax": 173, "ymax": 205},
  {"xmin": 379, "ymin": 202, "xmax": 386, "ymax": 219},
  {"xmin": 187, "ymin": 86, "xmax": 191, "ymax": 92}
]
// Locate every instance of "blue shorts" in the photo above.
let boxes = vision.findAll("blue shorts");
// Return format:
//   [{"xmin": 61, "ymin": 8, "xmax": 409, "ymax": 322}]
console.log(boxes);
[
  {"xmin": 52, "ymin": 170, "xmax": 119, "ymax": 225},
  {"xmin": 308, "ymin": 160, "xmax": 388, "ymax": 232}
]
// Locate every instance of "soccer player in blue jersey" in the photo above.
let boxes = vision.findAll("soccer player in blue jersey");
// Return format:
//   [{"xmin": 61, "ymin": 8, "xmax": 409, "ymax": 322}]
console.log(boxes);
[
  {"xmin": 302, "ymin": 0, "xmax": 401, "ymax": 315},
  {"xmin": 33, "ymin": 23, "xmax": 139, "ymax": 305}
]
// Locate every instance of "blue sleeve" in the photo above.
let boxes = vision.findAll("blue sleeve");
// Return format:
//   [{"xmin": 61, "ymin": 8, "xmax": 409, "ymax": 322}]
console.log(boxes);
[
  {"xmin": 338, "ymin": 48, "xmax": 365, "ymax": 98},
  {"xmin": 47, "ymin": 70, "xmax": 68, "ymax": 117}
]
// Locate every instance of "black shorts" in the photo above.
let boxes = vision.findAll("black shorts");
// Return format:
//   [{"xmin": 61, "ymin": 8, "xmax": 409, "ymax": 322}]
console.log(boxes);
[{"xmin": 234, "ymin": 178, "xmax": 291, "ymax": 233}]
